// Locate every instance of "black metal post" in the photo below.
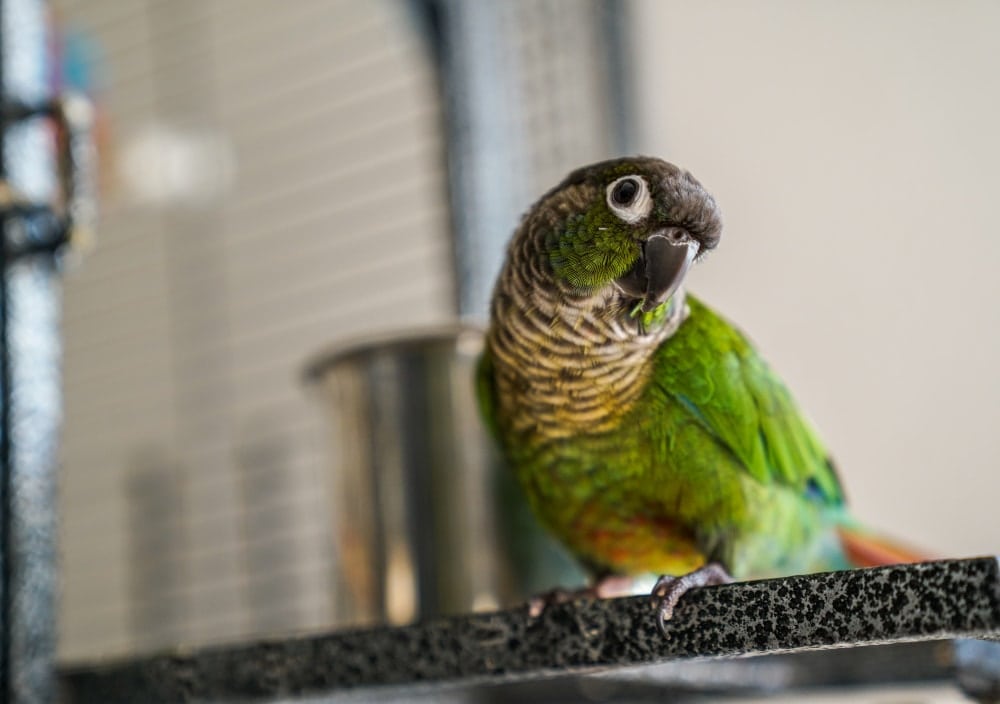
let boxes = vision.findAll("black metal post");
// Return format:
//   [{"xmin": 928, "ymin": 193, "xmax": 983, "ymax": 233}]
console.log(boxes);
[{"xmin": 0, "ymin": 0, "xmax": 72, "ymax": 701}]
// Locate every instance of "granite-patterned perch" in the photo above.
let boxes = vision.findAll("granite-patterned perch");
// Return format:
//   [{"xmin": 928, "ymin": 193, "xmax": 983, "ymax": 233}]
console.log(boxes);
[{"xmin": 60, "ymin": 558, "xmax": 1000, "ymax": 703}]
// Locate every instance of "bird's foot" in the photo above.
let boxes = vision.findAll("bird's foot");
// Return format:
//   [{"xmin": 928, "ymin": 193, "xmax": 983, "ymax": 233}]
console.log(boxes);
[
  {"xmin": 527, "ymin": 574, "xmax": 634, "ymax": 618},
  {"xmin": 651, "ymin": 562, "xmax": 732, "ymax": 635}
]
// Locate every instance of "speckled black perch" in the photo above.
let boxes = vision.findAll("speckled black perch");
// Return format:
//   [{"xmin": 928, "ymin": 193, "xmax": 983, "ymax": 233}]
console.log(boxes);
[{"xmin": 60, "ymin": 557, "xmax": 1000, "ymax": 703}]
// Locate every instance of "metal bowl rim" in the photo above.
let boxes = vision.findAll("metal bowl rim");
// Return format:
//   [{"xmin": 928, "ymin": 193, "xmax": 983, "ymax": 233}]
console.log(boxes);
[{"xmin": 301, "ymin": 322, "xmax": 486, "ymax": 383}]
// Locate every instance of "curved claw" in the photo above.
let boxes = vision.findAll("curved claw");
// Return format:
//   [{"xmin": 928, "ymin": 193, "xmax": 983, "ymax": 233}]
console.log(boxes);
[{"xmin": 651, "ymin": 563, "xmax": 733, "ymax": 636}]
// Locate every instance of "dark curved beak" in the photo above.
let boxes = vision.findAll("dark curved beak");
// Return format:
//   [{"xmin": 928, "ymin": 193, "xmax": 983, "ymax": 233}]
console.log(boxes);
[{"xmin": 614, "ymin": 228, "xmax": 698, "ymax": 313}]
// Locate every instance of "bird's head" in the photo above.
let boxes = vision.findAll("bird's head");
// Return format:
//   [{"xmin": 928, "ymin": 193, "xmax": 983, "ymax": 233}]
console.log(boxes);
[{"xmin": 531, "ymin": 156, "xmax": 722, "ymax": 322}]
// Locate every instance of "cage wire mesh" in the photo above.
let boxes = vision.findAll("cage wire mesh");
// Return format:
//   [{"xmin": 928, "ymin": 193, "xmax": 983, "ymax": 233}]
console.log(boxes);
[{"xmin": 54, "ymin": 0, "xmax": 627, "ymax": 661}]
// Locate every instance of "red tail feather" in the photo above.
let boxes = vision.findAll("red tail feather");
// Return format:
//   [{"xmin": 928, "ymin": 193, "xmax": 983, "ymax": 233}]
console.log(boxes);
[{"xmin": 837, "ymin": 525, "xmax": 933, "ymax": 568}]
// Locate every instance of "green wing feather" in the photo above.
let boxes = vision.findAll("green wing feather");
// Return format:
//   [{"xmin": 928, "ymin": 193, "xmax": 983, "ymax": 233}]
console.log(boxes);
[{"xmin": 655, "ymin": 295, "xmax": 844, "ymax": 506}]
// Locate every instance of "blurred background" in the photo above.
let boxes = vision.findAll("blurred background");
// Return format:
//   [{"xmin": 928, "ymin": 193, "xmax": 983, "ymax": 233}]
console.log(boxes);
[{"xmin": 47, "ymin": 0, "xmax": 1000, "ymax": 668}]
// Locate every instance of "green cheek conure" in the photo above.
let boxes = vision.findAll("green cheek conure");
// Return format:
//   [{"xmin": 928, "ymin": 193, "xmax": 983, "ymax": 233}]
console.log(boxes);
[{"xmin": 477, "ymin": 157, "xmax": 925, "ymax": 631}]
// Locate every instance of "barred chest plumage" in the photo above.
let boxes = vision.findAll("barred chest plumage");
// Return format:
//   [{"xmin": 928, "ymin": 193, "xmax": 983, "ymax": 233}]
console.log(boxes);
[{"xmin": 485, "ymin": 212, "xmax": 687, "ymax": 442}]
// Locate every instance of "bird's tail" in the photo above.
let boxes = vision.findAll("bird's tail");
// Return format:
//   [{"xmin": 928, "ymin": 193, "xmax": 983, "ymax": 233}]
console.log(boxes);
[{"xmin": 837, "ymin": 523, "xmax": 933, "ymax": 568}]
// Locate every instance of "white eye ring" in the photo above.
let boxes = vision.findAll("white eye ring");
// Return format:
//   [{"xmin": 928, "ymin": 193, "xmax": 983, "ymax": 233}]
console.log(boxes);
[{"xmin": 606, "ymin": 175, "xmax": 652, "ymax": 224}]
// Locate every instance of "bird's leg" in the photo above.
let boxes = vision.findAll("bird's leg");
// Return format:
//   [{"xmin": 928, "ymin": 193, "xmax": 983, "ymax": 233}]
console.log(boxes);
[
  {"xmin": 527, "ymin": 574, "xmax": 634, "ymax": 618},
  {"xmin": 651, "ymin": 562, "xmax": 732, "ymax": 634}
]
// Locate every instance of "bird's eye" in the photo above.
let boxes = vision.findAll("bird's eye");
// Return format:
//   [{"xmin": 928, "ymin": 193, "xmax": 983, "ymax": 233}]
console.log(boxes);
[
  {"xmin": 606, "ymin": 175, "xmax": 652, "ymax": 223},
  {"xmin": 612, "ymin": 178, "xmax": 639, "ymax": 205}
]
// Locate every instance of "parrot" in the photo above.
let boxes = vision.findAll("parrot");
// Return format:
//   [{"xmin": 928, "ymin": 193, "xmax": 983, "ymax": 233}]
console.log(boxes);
[{"xmin": 476, "ymin": 156, "xmax": 924, "ymax": 631}]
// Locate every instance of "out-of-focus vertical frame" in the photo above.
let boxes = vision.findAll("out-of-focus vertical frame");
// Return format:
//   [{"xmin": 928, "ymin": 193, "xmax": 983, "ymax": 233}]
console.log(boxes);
[
  {"xmin": 0, "ymin": 0, "xmax": 83, "ymax": 700},
  {"xmin": 410, "ymin": 0, "xmax": 637, "ymax": 322}
]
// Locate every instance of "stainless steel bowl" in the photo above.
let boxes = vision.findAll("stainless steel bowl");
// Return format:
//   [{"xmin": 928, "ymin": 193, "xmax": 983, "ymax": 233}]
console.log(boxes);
[{"xmin": 305, "ymin": 326, "xmax": 583, "ymax": 627}]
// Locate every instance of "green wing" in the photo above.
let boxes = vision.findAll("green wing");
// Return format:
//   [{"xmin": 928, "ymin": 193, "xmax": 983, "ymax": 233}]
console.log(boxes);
[{"xmin": 655, "ymin": 295, "xmax": 844, "ymax": 506}]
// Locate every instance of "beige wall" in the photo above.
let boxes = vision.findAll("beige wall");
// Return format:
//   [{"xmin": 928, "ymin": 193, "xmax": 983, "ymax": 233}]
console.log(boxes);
[{"xmin": 632, "ymin": 0, "xmax": 1000, "ymax": 556}]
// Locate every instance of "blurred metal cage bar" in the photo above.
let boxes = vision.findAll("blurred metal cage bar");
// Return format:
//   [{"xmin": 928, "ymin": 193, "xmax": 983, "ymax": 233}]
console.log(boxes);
[
  {"xmin": 424, "ymin": 0, "xmax": 636, "ymax": 320},
  {"xmin": 0, "ymin": 0, "xmax": 60, "ymax": 700},
  {"xmin": 0, "ymin": 0, "xmax": 95, "ymax": 699}
]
